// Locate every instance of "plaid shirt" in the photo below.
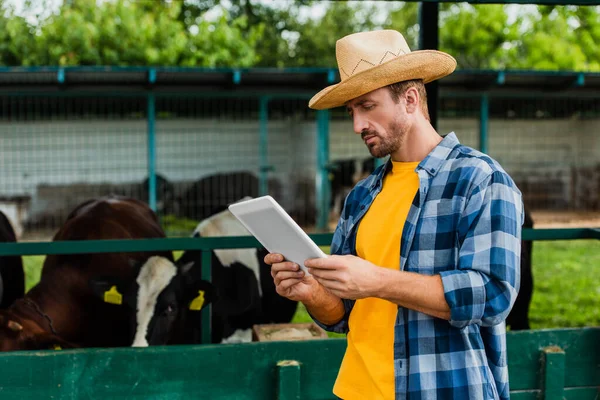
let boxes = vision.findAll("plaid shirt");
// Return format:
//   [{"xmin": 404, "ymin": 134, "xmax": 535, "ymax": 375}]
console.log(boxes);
[{"xmin": 314, "ymin": 132, "xmax": 524, "ymax": 400}]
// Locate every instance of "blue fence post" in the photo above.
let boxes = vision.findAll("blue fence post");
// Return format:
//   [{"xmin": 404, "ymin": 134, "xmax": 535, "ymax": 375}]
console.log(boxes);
[
  {"xmin": 479, "ymin": 94, "xmax": 489, "ymax": 154},
  {"xmin": 259, "ymin": 96, "xmax": 270, "ymax": 196},
  {"xmin": 147, "ymin": 69, "xmax": 157, "ymax": 211},
  {"xmin": 201, "ymin": 250, "xmax": 212, "ymax": 344},
  {"xmin": 316, "ymin": 109, "xmax": 331, "ymax": 232}
]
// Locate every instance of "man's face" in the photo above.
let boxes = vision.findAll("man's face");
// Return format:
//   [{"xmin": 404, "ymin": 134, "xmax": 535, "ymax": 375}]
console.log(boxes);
[{"xmin": 345, "ymin": 87, "xmax": 410, "ymax": 158}]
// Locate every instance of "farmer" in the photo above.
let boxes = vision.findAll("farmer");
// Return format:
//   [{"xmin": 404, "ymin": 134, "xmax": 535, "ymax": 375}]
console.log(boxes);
[{"xmin": 265, "ymin": 29, "xmax": 524, "ymax": 400}]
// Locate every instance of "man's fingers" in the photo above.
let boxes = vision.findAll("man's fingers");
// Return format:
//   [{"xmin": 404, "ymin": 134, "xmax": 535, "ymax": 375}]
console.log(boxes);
[
  {"xmin": 273, "ymin": 270, "xmax": 305, "ymax": 286},
  {"xmin": 264, "ymin": 253, "xmax": 284, "ymax": 265},
  {"xmin": 271, "ymin": 261, "xmax": 300, "ymax": 274},
  {"xmin": 304, "ymin": 256, "xmax": 338, "ymax": 270},
  {"xmin": 277, "ymin": 277, "xmax": 304, "ymax": 292},
  {"xmin": 313, "ymin": 276, "xmax": 344, "ymax": 292},
  {"xmin": 307, "ymin": 268, "xmax": 338, "ymax": 281}
]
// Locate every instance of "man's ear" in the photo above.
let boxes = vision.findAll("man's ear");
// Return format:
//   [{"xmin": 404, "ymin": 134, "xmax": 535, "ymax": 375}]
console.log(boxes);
[
  {"xmin": 88, "ymin": 277, "xmax": 135, "ymax": 308},
  {"xmin": 185, "ymin": 279, "xmax": 218, "ymax": 312},
  {"xmin": 404, "ymin": 87, "xmax": 419, "ymax": 114}
]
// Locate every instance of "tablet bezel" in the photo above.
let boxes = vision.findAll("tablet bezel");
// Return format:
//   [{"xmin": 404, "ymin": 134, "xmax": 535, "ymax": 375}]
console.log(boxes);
[{"xmin": 228, "ymin": 196, "xmax": 326, "ymax": 274}]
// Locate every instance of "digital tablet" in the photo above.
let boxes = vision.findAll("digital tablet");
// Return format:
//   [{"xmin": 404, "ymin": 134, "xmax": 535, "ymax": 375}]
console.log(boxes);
[{"xmin": 228, "ymin": 196, "xmax": 327, "ymax": 275}]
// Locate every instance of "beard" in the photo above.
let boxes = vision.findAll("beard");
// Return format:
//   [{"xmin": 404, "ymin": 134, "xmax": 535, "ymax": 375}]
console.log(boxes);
[{"xmin": 362, "ymin": 117, "xmax": 408, "ymax": 158}]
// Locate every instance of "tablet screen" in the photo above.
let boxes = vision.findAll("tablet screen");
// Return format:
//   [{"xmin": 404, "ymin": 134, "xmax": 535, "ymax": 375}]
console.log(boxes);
[{"xmin": 228, "ymin": 196, "xmax": 326, "ymax": 273}]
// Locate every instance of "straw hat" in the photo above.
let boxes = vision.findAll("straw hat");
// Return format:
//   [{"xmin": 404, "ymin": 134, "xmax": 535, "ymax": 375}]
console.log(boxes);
[{"xmin": 308, "ymin": 30, "xmax": 457, "ymax": 110}]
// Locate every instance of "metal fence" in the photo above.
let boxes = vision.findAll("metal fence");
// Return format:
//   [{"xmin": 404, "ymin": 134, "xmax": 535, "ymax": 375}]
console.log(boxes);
[{"xmin": 0, "ymin": 69, "xmax": 599, "ymax": 240}]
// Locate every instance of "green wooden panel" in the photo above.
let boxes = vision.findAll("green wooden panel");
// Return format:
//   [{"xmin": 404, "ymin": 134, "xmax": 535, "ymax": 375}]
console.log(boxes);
[
  {"xmin": 511, "ymin": 387, "xmax": 600, "ymax": 400},
  {"xmin": 277, "ymin": 360, "xmax": 301, "ymax": 400},
  {"xmin": 0, "ymin": 328, "xmax": 596, "ymax": 399},
  {"xmin": 0, "ymin": 340, "xmax": 346, "ymax": 400},
  {"xmin": 541, "ymin": 346, "xmax": 566, "ymax": 400},
  {"xmin": 507, "ymin": 328, "xmax": 600, "ymax": 390}
]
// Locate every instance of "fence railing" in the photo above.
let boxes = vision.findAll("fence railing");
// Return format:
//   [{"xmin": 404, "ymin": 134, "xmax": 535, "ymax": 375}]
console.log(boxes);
[{"xmin": 1, "ymin": 228, "xmax": 598, "ymax": 344}]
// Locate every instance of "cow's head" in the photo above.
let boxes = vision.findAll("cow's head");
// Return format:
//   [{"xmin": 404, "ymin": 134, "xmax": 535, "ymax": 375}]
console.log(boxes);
[
  {"xmin": 0, "ymin": 312, "xmax": 77, "ymax": 352},
  {"xmin": 89, "ymin": 256, "xmax": 217, "ymax": 347}
]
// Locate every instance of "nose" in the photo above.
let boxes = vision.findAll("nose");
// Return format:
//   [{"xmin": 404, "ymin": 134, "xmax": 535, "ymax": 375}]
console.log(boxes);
[{"xmin": 353, "ymin": 113, "xmax": 369, "ymax": 135}]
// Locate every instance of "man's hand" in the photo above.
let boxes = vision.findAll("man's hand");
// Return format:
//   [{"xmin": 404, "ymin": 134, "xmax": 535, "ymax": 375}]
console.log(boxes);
[
  {"xmin": 304, "ymin": 255, "xmax": 383, "ymax": 300},
  {"xmin": 265, "ymin": 253, "xmax": 321, "ymax": 303},
  {"xmin": 264, "ymin": 253, "xmax": 347, "ymax": 326}
]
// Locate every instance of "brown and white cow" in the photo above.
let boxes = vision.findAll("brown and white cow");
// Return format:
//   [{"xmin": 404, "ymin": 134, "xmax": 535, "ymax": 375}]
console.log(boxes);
[{"xmin": 0, "ymin": 196, "xmax": 215, "ymax": 351}]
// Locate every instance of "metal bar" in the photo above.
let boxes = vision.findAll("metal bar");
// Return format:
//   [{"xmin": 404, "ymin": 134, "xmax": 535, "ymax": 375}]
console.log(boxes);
[
  {"xmin": 419, "ymin": 2, "xmax": 439, "ymax": 130},
  {"xmin": 479, "ymin": 94, "xmax": 489, "ymax": 154},
  {"xmin": 276, "ymin": 360, "xmax": 301, "ymax": 400},
  {"xmin": 147, "ymin": 93, "xmax": 157, "ymax": 211},
  {"xmin": 201, "ymin": 250, "xmax": 212, "ymax": 345},
  {"xmin": 316, "ymin": 109, "xmax": 330, "ymax": 231},
  {"xmin": 259, "ymin": 96, "xmax": 270, "ymax": 196},
  {"xmin": 0, "ymin": 229, "xmax": 596, "ymax": 257},
  {"xmin": 541, "ymin": 346, "xmax": 566, "ymax": 400}
]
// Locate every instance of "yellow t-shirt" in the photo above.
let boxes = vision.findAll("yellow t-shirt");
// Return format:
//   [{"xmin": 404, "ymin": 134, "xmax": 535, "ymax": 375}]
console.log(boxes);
[{"xmin": 333, "ymin": 160, "xmax": 420, "ymax": 400}]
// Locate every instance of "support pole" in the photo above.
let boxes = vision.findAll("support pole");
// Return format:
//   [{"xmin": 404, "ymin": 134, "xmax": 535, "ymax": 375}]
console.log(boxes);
[
  {"xmin": 201, "ymin": 250, "xmax": 212, "ymax": 344},
  {"xmin": 316, "ymin": 109, "xmax": 330, "ymax": 232},
  {"xmin": 259, "ymin": 96, "xmax": 270, "ymax": 196},
  {"xmin": 419, "ymin": 2, "xmax": 440, "ymax": 130},
  {"xmin": 480, "ymin": 94, "xmax": 489, "ymax": 154},
  {"xmin": 147, "ymin": 93, "xmax": 157, "ymax": 211}
]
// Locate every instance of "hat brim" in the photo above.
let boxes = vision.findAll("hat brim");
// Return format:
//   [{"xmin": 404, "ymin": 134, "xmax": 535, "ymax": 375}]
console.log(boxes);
[{"xmin": 308, "ymin": 50, "xmax": 456, "ymax": 110}]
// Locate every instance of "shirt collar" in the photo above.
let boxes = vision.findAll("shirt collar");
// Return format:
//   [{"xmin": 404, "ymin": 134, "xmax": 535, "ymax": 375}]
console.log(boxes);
[
  {"xmin": 371, "ymin": 132, "xmax": 460, "ymax": 189},
  {"xmin": 417, "ymin": 132, "xmax": 460, "ymax": 176}
]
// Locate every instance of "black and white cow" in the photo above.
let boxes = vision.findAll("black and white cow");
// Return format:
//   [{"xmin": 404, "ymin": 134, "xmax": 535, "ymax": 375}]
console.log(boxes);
[
  {"xmin": 176, "ymin": 171, "xmax": 259, "ymax": 222},
  {"xmin": 174, "ymin": 205, "xmax": 299, "ymax": 344},
  {"xmin": 0, "ymin": 211, "xmax": 25, "ymax": 309},
  {"xmin": 329, "ymin": 157, "xmax": 376, "ymax": 220},
  {"xmin": 125, "ymin": 202, "xmax": 298, "ymax": 346}
]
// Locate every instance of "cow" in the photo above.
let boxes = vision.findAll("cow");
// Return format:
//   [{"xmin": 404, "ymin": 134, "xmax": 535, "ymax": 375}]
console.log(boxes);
[
  {"xmin": 0, "ymin": 196, "xmax": 215, "ymax": 352},
  {"xmin": 140, "ymin": 173, "xmax": 175, "ymax": 215},
  {"xmin": 176, "ymin": 171, "xmax": 259, "ymax": 221},
  {"xmin": 0, "ymin": 211, "xmax": 25, "ymax": 309},
  {"xmin": 129, "ymin": 203, "xmax": 299, "ymax": 345},
  {"xmin": 506, "ymin": 208, "xmax": 534, "ymax": 330},
  {"xmin": 328, "ymin": 157, "xmax": 376, "ymax": 221}
]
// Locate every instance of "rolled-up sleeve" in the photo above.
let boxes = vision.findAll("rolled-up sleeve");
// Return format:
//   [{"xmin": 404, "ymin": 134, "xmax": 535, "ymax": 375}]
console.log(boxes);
[
  {"xmin": 309, "ymin": 298, "xmax": 355, "ymax": 333},
  {"xmin": 440, "ymin": 171, "xmax": 523, "ymax": 329},
  {"xmin": 309, "ymin": 217, "xmax": 355, "ymax": 333}
]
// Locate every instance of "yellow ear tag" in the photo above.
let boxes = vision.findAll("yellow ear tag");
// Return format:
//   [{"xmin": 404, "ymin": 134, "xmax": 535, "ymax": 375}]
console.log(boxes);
[
  {"xmin": 104, "ymin": 286, "xmax": 123, "ymax": 305},
  {"xmin": 189, "ymin": 290, "xmax": 205, "ymax": 311},
  {"xmin": 53, "ymin": 345, "xmax": 62, "ymax": 350}
]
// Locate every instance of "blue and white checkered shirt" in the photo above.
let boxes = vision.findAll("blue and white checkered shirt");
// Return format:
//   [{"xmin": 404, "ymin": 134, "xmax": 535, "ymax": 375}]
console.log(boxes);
[{"xmin": 314, "ymin": 132, "xmax": 524, "ymax": 400}]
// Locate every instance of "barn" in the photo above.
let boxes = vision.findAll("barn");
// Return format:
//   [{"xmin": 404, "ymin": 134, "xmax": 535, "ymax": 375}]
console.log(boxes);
[{"xmin": 1, "ymin": 68, "xmax": 599, "ymax": 238}]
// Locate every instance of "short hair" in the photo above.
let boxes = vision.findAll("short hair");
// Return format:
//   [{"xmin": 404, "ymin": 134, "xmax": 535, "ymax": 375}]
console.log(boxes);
[{"xmin": 387, "ymin": 80, "xmax": 430, "ymax": 121}]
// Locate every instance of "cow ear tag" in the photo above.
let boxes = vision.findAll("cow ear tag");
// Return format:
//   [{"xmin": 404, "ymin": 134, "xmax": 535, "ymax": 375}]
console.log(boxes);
[
  {"xmin": 189, "ymin": 290, "xmax": 205, "ymax": 311},
  {"xmin": 104, "ymin": 286, "xmax": 123, "ymax": 305}
]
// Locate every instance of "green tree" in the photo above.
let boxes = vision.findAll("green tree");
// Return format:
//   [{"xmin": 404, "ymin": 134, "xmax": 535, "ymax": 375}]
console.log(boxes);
[
  {"xmin": 10, "ymin": 0, "xmax": 261, "ymax": 67},
  {"xmin": 510, "ymin": 6, "xmax": 600, "ymax": 71},
  {"xmin": 289, "ymin": 2, "xmax": 379, "ymax": 67},
  {"xmin": 439, "ymin": 4, "xmax": 521, "ymax": 69},
  {"xmin": 0, "ymin": 1, "xmax": 37, "ymax": 66}
]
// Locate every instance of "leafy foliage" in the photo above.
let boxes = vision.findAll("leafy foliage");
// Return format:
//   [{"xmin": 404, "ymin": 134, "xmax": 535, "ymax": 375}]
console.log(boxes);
[{"xmin": 0, "ymin": 1, "xmax": 599, "ymax": 71}]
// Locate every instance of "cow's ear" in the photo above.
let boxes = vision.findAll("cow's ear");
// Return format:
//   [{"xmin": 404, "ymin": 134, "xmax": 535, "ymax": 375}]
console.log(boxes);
[
  {"xmin": 89, "ymin": 277, "xmax": 134, "ymax": 308},
  {"xmin": 185, "ymin": 279, "xmax": 217, "ymax": 312}
]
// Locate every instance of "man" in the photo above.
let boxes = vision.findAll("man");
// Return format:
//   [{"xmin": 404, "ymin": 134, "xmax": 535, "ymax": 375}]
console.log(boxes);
[{"xmin": 265, "ymin": 29, "xmax": 523, "ymax": 400}]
